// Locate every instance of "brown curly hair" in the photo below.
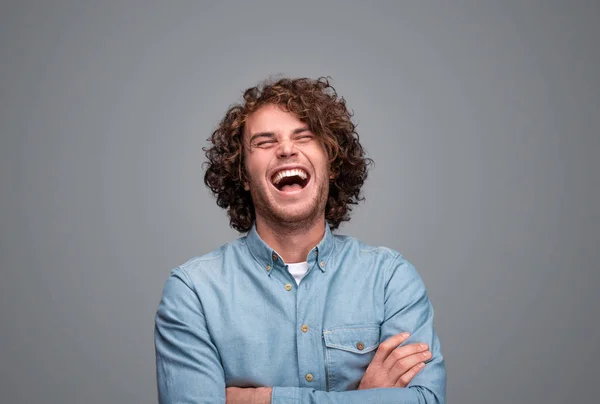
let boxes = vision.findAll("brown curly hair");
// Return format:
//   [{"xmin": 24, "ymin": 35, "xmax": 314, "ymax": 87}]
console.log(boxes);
[{"xmin": 203, "ymin": 76, "xmax": 373, "ymax": 232}]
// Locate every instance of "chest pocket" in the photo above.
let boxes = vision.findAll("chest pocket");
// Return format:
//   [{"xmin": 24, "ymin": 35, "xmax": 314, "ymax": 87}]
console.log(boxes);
[{"xmin": 322, "ymin": 325, "xmax": 380, "ymax": 391}]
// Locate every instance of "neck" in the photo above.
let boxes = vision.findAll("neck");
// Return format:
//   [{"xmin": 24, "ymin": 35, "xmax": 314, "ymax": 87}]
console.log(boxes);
[{"xmin": 255, "ymin": 215, "xmax": 326, "ymax": 263}]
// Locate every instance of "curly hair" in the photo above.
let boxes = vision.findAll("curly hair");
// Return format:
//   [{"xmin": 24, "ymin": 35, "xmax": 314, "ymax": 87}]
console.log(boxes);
[{"xmin": 203, "ymin": 76, "xmax": 373, "ymax": 232}]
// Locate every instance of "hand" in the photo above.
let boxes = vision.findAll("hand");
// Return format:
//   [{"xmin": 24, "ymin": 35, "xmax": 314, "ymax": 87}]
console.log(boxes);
[
  {"xmin": 358, "ymin": 332, "xmax": 430, "ymax": 389},
  {"xmin": 226, "ymin": 387, "xmax": 272, "ymax": 404}
]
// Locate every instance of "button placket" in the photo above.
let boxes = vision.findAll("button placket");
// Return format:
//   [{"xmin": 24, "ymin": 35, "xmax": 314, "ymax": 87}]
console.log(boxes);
[{"xmin": 295, "ymin": 266, "xmax": 326, "ymax": 390}]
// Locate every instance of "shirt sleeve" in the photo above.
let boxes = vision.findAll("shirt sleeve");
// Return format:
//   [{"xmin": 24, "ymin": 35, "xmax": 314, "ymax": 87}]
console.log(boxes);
[
  {"xmin": 154, "ymin": 267, "xmax": 226, "ymax": 404},
  {"xmin": 271, "ymin": 255, "xmax": 446, "ymax": 404}
]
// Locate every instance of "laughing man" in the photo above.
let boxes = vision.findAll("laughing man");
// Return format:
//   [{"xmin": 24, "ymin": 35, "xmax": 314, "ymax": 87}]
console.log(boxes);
[{"xmin": 155, "ymin": 77, "xmax": 446, "ymax": 403}]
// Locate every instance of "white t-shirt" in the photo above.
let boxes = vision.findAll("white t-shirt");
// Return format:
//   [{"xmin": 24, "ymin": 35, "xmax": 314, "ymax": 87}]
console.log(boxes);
[{"xmin": 287, "ymin": 261, "xmax": 309, "ymax": 285}]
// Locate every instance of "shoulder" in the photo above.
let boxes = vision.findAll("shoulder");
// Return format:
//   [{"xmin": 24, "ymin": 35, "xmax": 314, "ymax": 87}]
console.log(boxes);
[
  {"xmin": 169, "ymin": 235, "xmax": 249, "ymax": 285},
  {"xmin": 332, "ymin": 233, "xmax": 420, "ymax": 280},
  {"xmin": 332, "ymin": 233, "xmax": 403, "ymax": 262}
]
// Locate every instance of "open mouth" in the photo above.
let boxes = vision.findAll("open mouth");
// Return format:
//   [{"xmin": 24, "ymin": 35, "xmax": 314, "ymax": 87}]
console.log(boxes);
[{"xmin": 271, "ymin": 168, "xmax": 310, "ymax": 192}]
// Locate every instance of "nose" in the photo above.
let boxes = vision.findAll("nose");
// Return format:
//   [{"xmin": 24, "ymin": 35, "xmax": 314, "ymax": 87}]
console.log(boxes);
[{"xmin": 277, "ymin": 139, "xmax": 298, "ymax": 159}]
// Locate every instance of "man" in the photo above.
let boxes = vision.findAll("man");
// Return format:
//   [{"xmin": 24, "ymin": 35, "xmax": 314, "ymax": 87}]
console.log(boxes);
[{"xmin": 155, "ymin": 77, "xmax": 446, "ymax": 403}]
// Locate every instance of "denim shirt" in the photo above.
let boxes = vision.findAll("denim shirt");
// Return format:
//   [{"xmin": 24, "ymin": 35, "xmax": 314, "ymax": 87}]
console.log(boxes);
[{"xmin": 155, "ymin": 224, "xmax": 446, "ymax": 403}]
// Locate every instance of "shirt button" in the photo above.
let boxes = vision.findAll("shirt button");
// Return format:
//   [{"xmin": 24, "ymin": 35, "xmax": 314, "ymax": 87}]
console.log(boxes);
[
  {"xmin": 305, "ymin": 373, "xmax": 313, "ymax": 382},
  {"xmin": 301, "ymin": 324, "xmax": 309, "ymax": 333},
  {"xmin": 356, "ymin": 342, "xmax": 365, "ymax": 351},
  {"xmin": 284, "ymin": 283, "xmax": 292, "ymax": 291},
  {"xmin": 319, "ymin": 261, "xmax": 325, "ymax": 268},
  {"xmin": 272, "ymin": 254, "xmax": 278, "ymax": 261},
  {"xmin": 266, "ymin": 265, "xmax": 271, "ymax": 271}
]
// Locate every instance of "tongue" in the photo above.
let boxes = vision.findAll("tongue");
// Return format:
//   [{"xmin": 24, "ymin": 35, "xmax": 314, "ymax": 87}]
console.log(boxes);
[{"xmin": 280, "ymin": 183, "xmax": 303, "ymax": 192}]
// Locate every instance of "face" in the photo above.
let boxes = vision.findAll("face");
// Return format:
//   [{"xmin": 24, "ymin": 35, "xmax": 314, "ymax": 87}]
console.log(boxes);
[{"xmin": 243, "ymin": 104, "xmax": 330, "ymax": 229}]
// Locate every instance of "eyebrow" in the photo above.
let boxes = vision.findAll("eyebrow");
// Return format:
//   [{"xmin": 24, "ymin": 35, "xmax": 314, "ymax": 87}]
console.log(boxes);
[{"xmin": 249, "ymin": 127, "xmax": 310, "ymax": 143}]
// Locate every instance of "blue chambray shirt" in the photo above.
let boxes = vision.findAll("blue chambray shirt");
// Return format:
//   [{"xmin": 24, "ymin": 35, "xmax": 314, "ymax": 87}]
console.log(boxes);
[{"xmin": 155, "ymin": 224, "xmax": 446, "ymax": 403}]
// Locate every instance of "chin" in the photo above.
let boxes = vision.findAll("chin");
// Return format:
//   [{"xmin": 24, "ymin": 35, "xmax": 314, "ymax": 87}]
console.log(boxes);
[
  {"xmin": 251, "ymin": 180, "xmax": 328, "ymax": 227},
  {"xmin": 275, "ymin": 201, "xmax": 326, "ymax": 225}
]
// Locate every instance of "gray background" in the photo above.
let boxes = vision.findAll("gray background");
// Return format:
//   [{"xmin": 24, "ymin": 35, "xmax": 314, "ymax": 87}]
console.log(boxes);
[{"xmin": 1, "ymin": 1, "xmax": 598, "ymax": 403}]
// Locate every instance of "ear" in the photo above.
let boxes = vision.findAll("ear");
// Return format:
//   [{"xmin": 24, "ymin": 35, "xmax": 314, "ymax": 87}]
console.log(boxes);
[{"xmin": 243, "ymin": 182, "xmax": 250, "ymax": 191}]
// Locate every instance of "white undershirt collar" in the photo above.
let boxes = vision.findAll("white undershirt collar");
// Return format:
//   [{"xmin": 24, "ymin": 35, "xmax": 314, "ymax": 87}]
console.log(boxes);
[{"xmin": 287, "ymin": 261, "xmax": 309, "ymax": 285}]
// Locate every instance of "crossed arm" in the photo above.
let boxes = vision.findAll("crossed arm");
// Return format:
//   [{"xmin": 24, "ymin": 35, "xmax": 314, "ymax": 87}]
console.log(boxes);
[
  {"xmin": 227, "ymin": 332, "xmax": 433, "ymax": 403},
  {"xmin": 155, "ymin": 261, "xmax": 446, "ymax": 404}
]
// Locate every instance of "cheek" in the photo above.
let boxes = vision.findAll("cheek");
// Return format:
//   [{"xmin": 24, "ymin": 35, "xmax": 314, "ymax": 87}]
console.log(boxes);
[
  {"xmin": 242, "ymin": 156, "xmax": 257, "ymax": 189},
  {"xmin": 244, "ymin": 153, "xmax": 270, "ymax": 183},
  {"xmin": 316, "ymin": 152, "xmax": 331, "ymax": 174},
  {"xmin": 303, "ymin": 144, "xmax": 329, "ymax": 167}
]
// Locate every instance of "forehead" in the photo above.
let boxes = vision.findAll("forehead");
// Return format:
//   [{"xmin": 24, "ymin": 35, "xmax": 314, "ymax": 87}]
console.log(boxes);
[{"xmin": 244, "ymin": 104, "xmax": 306, "ymax": 138}]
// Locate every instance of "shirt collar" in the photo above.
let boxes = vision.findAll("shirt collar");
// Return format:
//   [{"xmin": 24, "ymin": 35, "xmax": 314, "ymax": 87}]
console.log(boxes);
[{"xmin": 246, "ymin": 222, "xmax": 335, "ymax": 276}]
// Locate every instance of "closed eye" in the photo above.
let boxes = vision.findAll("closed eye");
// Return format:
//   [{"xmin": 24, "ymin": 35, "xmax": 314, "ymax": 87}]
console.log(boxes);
[
  {"xmin": 254, "ymin": 140, "xmax": 277, "ymax": 148},
  {"xmin": 295, "ymin": 134, "xmax": 314, "ymax": 142}
]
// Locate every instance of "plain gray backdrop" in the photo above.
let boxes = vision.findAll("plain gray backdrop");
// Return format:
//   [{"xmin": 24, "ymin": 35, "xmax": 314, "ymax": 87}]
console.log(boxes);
[{"xmin": 1, "ymin": 1, "xmax": 599, "ymax": 403}]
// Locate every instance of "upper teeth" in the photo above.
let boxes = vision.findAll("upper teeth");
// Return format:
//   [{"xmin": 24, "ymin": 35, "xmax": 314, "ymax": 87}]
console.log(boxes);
[{"xmin": 272, "ymin": 168, "xmax": 308, "ymax": 185}]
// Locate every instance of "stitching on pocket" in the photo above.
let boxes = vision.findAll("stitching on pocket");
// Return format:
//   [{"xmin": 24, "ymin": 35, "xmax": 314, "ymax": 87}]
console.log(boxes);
[
  {"xmin": 325, "ymin": 342, "xmax": 335, "ymax": 391},
  {"xmin": 323, "ymin": 325, "xmax": 380, "ymax": 353},
  {"xmin": 323, "ymin": 325, "xmax": 380, "ymax": 333},
  {"xmin": 324, "ymin": 342, "xmax": 379, "ymax": 354}
]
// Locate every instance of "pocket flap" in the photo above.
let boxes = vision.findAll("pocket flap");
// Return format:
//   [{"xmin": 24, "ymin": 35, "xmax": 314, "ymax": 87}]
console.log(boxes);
[{"xmin": 323, "ymin": 325, "xmax": 380, "ymax": 354}]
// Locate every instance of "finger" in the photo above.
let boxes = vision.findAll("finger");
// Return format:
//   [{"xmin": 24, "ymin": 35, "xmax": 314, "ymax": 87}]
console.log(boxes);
[
  {"xmin": 387, "ymin": 350, "xmax": 431, "ymax": 382},
  {"xmin": 382, "ymin": 342, "xmax": 429, "ymax": 370},
  {"xmin": 371, "ymin": 332, "xmax": 411, "ymax": 365},
  {"xmin": 395, "ymin": 362, "xmax": 426, "ymax": 388}
]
